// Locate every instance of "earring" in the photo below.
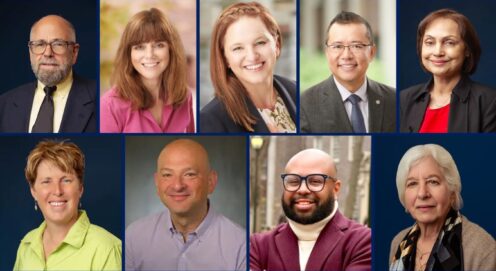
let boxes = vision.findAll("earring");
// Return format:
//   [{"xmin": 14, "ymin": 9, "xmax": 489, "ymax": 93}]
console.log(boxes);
[
  {"xmin": 34, "ymin": 201, "xmax": 38, "ymax": 211},
  {"xmin": 79, "ymin": 201, "xmax": 82, "ymax": 209}
]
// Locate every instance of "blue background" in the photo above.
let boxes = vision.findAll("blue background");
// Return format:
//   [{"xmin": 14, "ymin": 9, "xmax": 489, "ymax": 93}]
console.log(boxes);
[
  {"xmin": 372, "ymin": 134, "xmax": 496, "ymax": 270},
  {"xmin": 0, "ymin": 0, "xmax": 97, "ymax": 94},
  {"xmin": 398, "ymin": 0, "xmax": 496, "ymax": 90},
  {"xmin": 0, "ymin": 135, "xmax": 122, "ymax": 270}
]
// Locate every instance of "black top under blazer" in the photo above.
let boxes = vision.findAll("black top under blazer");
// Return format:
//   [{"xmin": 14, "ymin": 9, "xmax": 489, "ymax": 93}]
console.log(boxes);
[
  {"xmin": 200, "ymin": 75, "xmax": 296, "ymax": 133},
  {"xmin": 400, "ymin": 76, "xmax": 496, "ymax": 133}
]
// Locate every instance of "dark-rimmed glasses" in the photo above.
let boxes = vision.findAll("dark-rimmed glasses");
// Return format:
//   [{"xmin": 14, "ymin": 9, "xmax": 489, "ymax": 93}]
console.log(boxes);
[
  {"xmin": 28, "ymin": 40, "xmax": 77, "ymax": 55},
  {"xmin": 281, "ymin": 174, "xmax": 336, "ymax": 192},
  {"xmin": 325, "ymin": 43, "xmax": 372, "ymax": 54}
]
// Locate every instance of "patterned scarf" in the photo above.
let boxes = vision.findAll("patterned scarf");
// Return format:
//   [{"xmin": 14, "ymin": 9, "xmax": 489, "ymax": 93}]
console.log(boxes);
[{"xmin": 390, "ymin": 209, "xmax": 463, "ymax": 271}]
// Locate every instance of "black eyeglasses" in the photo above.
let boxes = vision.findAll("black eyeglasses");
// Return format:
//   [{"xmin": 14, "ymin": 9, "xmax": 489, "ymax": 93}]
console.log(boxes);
[
  {"xmin": 325, "ymin": 43, "xmax": 372, "ymax": 54},
  {"xmin": 281, "ymin": 174, "xmax": 336, "ymax": 192},
  {"xmin": 28, "ymin": 40, "xmax": 77, "ymax": 55}
]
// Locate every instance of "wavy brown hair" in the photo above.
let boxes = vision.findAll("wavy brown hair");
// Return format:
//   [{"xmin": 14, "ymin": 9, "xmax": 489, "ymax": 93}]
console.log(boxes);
[
  {"xmin": 112, "ymin": 8, "xmax": 188, "ymax": 109},
  {"xmin": 25, "ymin": 140, "xmax": 85, "ymax": 187},
  {"xmin": 210, "ymin": 2, "xmax": 282, "ymax": 132}
]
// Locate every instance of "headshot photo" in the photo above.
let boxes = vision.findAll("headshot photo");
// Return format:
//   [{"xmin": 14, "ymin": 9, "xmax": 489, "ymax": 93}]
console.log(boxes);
[
  {"xmin": 300, "ymin": 0, "xmax": 396, "ymax": 133},
  {"xmin": 0, "ymin": 0, "xmax": 97, "ymax": 133},
  {"xmin": 125, "ymin": 136, "xmax": 246, "ymax": 270},
  {"xmin": 373, "ymin": 135, "xmax": 496, "ymax": 270},
  {"xmin": 100, "ymin": 0, "xmax": 196, "ymax": 133},
  {"xmin": 0, "ymin": 136, "xmax": 123, "ymax": 270},
  {"xmin": 398, "ymin": 1, "xmax": 496, "ymax": 133},
  {"xmin": 199, "ymin": 0, "xmax": 297, "ymax": 133},
  {"xmin": 249, "ymin": 136, "xmax": 371, "ymax": 270}
]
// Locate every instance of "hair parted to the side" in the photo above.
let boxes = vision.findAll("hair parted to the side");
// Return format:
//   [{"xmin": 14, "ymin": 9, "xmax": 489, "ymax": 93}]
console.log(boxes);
[
  {"xmin": 25, "ymin": 140, "xmax": 85, "ymax": 187},
  {"xmin": 112, "ymin": 8, "xmax": 188, "ymax": 109},
  {"xmin": 395, "ymin": 144, "xmax": 463, "ymax": 211},
  {"xmin": 210, "ymin": 2, "xmax": 282, "ymax": 132},
  {"xmin": 417, "ymin": 8, "xmax": 481, "ymax": 75}
]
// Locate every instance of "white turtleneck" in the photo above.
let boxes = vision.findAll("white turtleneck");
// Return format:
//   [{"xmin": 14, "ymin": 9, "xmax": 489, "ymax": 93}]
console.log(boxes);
[{"xmin": 287, "ymin": 201, "xmax": 339, "ymax": 271}]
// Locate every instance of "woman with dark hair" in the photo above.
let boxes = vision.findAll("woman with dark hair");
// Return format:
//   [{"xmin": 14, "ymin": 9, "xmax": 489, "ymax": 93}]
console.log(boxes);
[
  {"xmin": 400, "ymin": 9, "xmax": 496, "ymax": 133},
  {"xmin": 200, "ymin": 1, "xmax": 296, "ymax": 133},
  {"xmin": 100, "ymin": 8, "xmax": 194, "ymax": 133}
]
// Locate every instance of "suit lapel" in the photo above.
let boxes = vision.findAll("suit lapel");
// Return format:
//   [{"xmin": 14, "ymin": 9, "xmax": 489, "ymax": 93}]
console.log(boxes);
[
  {"xmin": 305, "ymin": 211, "xmax": 347, "ymax": 270},
  {"xmin": 325, "ymin": 77, "xmax": 353, "ymax": 132},
  {"xmin": 59, "ymin": 75, "xmax": 94, "ymax": 132},
  {"xmin": 274, "ymin": 224, "xmax": 301, "ymax": 270},
  {"xmin": 12, "ymin": 82, "xmax": 37, "ymax": 132},
  {"xmin": 367, "ymin": 80, "xmax": 384, "ymax": 132}
]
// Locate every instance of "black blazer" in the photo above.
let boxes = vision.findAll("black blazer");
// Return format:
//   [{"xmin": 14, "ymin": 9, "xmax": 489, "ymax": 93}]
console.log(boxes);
[
  {"xmin": 200, "ymin": 75, "xmax": 296, "ymax": 133},
  {"xmin": 0, "ymin": 74, "xmax": 97, "ymax": 133},
  {"xmin": 400, "ymin": 76, "xmax": 496, "ymax": 133}
]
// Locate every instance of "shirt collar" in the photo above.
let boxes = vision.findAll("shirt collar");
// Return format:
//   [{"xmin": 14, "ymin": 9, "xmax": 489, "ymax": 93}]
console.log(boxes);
[
  {"xmin": 334, "ymin": 76, "xmax": 368, "ymax": 103},
  {"xmin": 36, "ymin": 69, "xmax": 74, "ymax": 98},
  {"xmin": 167, "ymin": 200, "xmax": 216, "ymax": 241},
  {"xmin": 21, "ymin": 210, "xmax": 90, "ymax": 258},
  {"xmin": 287, "ymin": 200, "xmax": 339, "ymax": 241}
]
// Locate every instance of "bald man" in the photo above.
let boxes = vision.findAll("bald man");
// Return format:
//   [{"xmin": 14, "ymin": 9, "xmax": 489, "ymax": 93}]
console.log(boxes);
[
  {"xmin": 250, "ymin": 149, "xmax": 371, "ymax": 271},
  {"xmin": 126, "ymin": 139, "xmax": 246, "ymax": 271},
  {"xmin": 0, "ymin": 15, "xmax": 96, "ymax": 133}
]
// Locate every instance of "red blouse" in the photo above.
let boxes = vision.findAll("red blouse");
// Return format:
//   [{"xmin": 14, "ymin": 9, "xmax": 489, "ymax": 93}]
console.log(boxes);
[{"xmin": 419, "ymin": 104, "xmax": 450, "ymax": 133}]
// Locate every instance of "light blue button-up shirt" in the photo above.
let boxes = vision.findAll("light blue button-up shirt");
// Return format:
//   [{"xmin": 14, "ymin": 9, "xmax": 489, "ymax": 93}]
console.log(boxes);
[{"xmin": 126, "ymin": 205, "xmax": 246, "ymax": 270}]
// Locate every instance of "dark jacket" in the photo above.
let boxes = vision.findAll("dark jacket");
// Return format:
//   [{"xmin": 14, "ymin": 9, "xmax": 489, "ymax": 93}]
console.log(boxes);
[
  {"xmin": 199, "ymin": 75, "xmax": 296, "ymax": 133},
  {"xmin": 0, "ymin": 74, "xmax": 96, "ymax": 133},
  {"xmin": 400, "ymin": 76, "xmax": 496, "ymax": 133}
]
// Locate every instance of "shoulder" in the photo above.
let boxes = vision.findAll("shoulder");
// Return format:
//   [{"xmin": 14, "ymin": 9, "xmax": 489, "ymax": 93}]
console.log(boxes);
[
  {"xmin": 199, "ymin": 97, "xmax": 233, "ymax": 132},
  {"xmin": 126, "ymin": 211, "xmax": 164, "ymax": 236},
  {"xmin": 303, "ymin": 77, "xmax": 333, "ymax": 97},
  {"xmin": 86, "ymin": 223, "xmax": 122, "ymax": 248},
  {"xmin": 214, "ymin": 213, "xmax": 246, "ymax": 236},
  {"xmin": 251, "ymin": 223, "xmax": 286, "ymax": 245},
  {"xmin": 274, "ymin": 75, "xmax": 296, "ymax": 92},
  {"xmin": 467, "ymin": 80, "xmax": 496, "ymax": 98},
  {"xmin": 200, "ymin": 97, "xmax": 226, "ymax": 116},
  {"xmin": 101, "ymin": 87, "xmax": 132, "ymax": 110},
  {"xmin": 390, "ymin": 227, "xmax": 411, "ymax": 248},
  {"xmin": 73, "ymin": 74, "xmax": 96, "ymax": 97},
  {"xmin": 368, "ymin": 79, "xmax": 396, "ymax": 96},
  {"xmin": 400, "ymin": 83, "xmax": 425, "ymax": 99},
  {"xmin": 462, "ymin": 216, "xmax": 495, "ymax": 249},
  {"xmin": 19, "ymin": 227, "xmax": 41, "ymax": 244},
  {"xmin": 1, "ymin": 82, "xmax": 36, "ymax": 100}
]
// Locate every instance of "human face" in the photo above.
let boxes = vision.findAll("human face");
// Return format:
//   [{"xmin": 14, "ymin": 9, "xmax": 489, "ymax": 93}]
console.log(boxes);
[
  {"xmin": 154, "ymin": 141, "xmax": 217, "ymax": 218},
  {"xmin": 131, "ymin": 41, "xmax": 169, "ymax": 86},
  {"xmin": 325, "ymin": 23, "xmax": 375, "ymax": 91},
  {"xmin": 282, "ymin": 153, "xmax": 341, "ymax": 225},
  {"xmin": 29, "ymin": 16, "xmax": 79, "ymax": 86},
  {"xmin": 30, "ymin": 160, "xmax": 83, "ymax": 226},
  {"xmin": 421, "ymin": 18, "xmax": 466, "ymax": 80},
  {"xmin": 223, "ymin": 16, "xmax": 279, "ymax": 90},
  {"xmin": 404, "ymin": 156, "xmax": 453, "ymax": 229}
]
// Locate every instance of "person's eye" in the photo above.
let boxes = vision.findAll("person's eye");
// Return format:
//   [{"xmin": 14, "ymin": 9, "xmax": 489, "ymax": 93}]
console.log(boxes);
[
  {"xmin": 427, "ymin": 179, "xmax": 440, "ymax": 185},
  {"xmin": 62, "ymin": 179, "xmax": 72, "ymax": 183},
  {"xmin": 155, "ymin": 42, "xmax": 167, "ymax": 48},
  {"xmin": 255, "ymin": 40, "xmax": 267, "ymax": 46},
  {"xmin": 333, "ymin": 45, "xmax": 344, "ymax": 50},
  {"xmin": 424, "ymin": 40, "xmax": 434, "ymax": 46},
  {"xmin": 444, "ymin": 40, "xmax": 457, "ymax": 46},
  {"xmin": 406, "ymin": 181, "xmax": 418, "ymax": 187},
  {"xmin": 133, "ymin": 44, "xmax": 145, "ymax": 50},
  {"xmin": 352, "ymin": 44, "xmax": 365, "ymax": 50},
  {"xmin": 232, "ymin": 46, "xmax": 243, "ymax": 52},
  {"xmin": 41, "ymin": 180, "xmax": 50, "ymax": 184}
]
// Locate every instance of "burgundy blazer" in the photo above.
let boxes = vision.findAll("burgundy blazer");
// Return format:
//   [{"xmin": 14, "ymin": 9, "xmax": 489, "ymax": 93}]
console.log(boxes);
[{"xmin": 250, "ymin": 211, "xmax": 371, "ymax": 271}]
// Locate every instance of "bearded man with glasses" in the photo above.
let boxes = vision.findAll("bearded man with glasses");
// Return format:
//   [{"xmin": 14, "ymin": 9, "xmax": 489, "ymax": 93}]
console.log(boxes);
[
  {"xmin": 301, "ymin": 11, "xmax": 396, "ymax": 133},
  {"xmin": 0, "ymin": 15, "xmax": 96, "ymax": 133},
  {"xmin": 250, "ymin": 148, "xmax": 371, "ymax": 271}
]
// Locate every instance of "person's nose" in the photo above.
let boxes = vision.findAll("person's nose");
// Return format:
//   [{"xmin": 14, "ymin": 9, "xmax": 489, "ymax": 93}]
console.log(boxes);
[
  {"xmin": 145, "ymin": 45, "xmax": 154, "ymax": 59},
  {"xmin": 433, "ymin": 43, "xmax": 445, "ymax": 56},
  {"xmin": 245, "ymin": 46, "xmax": 259, "ymax": 62},
  {"xmin": 171, "ymin": 176, "xmax": 186, "ymax": 191},
  {"xmin": 43, "ymin": 43, "xmax": 54, "ymax": 57},
  {"xmin": 296, "ymin": 179, "xmax": 311, "ymax": 195},
  {"xmin": 52, "ymin": 181, "xmax": 63, "ymax": 196},
  {"xmin": 340, "ymin": 46, "xmax": 354, "ymax": 59},
  {"xmin": 417, "ymin": 182, "xmax": 430, "ymax": 199}
]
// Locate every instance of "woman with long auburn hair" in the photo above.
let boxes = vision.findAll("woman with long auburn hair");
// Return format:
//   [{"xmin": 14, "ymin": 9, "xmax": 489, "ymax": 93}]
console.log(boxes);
[
  {"xmin": 200, "ymin": 1, "xmax": 296, "ymax": 133},
  {"xmin": 100, "ymin": 8, "xmax": 194, "ymax": 133}
]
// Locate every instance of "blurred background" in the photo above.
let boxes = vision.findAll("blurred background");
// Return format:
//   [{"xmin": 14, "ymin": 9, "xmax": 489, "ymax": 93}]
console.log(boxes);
[
  {"xmin": 99, "ymin": 0, "xmax": 196, "ymax": 106},
  {"xmin": 125, "ymin": 136, "xmax": 246, "ymax": 229},
  {"xmin": 199, "ymin": 0, "xmax": 297, "ymax": 109},
  {"xmin": 249, "ymin": 135, "xmax": 370, "ymax": 233},
  {"xmin": 300, "ymin": 0, "xmax": 396, "ymax": 91}
]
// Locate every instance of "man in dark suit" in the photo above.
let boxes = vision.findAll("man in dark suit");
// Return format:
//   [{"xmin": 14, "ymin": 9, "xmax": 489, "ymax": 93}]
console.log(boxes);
[
  {"xmin": 250, "ymin": 149, "xmax": 371, "ymax": 271},
  {"xmin": 0, "ymin": 15, "xmax": 96, "ymax": 133},
  {"xmin": 301, "ymin": 11, "xmax": 395, "ymax": 133}
]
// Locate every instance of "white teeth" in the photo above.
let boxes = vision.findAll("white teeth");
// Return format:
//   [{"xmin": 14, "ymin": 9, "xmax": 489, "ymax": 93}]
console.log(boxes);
[
  {"xmin": 49, "ymin": 201, "xmax": 66, "ymax": 206},
  {"xmin": 245, "ymin": 63, "xmax": 263, "ymax": 70},
  {"xmin": 142, "ymin": 63, "xmax": 158, "ymax": 67}
]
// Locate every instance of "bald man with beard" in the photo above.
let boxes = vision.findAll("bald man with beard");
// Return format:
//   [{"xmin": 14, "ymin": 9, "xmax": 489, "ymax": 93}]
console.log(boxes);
[
  {"xmin": 126, "ymin": 139, "xmax": 246, "ymax": 271},
  {"xmin": 250, "ymin": 149, "xmax": 371, "ymax": 271},
  {"xmin": 0, "ymin": 15, "xmax": 96, "ymax": 133}
]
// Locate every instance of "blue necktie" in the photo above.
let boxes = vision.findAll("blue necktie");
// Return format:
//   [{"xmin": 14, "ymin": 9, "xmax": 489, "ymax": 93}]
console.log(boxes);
[
  {"xmin": 32, "ymin": 85, "xmax": 56, "ymax": 133},
  {"xmin": 348, "ymin": 94, "xmax": 366, "ymax": 133}
]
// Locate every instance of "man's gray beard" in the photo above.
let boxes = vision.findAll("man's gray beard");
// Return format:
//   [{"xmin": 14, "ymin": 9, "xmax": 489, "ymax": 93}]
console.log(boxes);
[{"xmin": 31, "ymin": 60, "xmax": 72, "ymax": 86}]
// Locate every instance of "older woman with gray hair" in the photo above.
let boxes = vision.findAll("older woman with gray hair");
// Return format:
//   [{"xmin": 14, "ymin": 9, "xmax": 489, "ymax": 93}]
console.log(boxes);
[{"xmin": 389, "ymin": 144, "xmax": 495, "ymax": 271}]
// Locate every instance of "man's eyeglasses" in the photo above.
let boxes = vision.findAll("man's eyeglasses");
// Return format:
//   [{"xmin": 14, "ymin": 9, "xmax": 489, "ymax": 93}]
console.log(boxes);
[
  {"xmin": 281, "ymin": 174, "xmax": 336, "ymax": 192},
  {"xmin": 325, "ymin": 43, "xmax": 372, "ymax": 54},
  {"xmin": 28, "ymin": 40, "xmax": 77, "ymax": 55}
]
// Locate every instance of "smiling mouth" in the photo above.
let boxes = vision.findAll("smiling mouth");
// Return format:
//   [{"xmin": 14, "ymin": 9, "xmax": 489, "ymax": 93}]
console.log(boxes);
[
  {"xmin": 338, "ymin": 63, "xmax": 357, "ymax": 70},
  {"xmin": 142, "ymin": 62, "xmax": 159, "ymax": 68},
  {"xmin": 49, "ymin": 200, "xmax": 67, "ymax": 207},
  {"xmin": 244, "ymin": 62, "xmax": 264, "ymax": 71}
]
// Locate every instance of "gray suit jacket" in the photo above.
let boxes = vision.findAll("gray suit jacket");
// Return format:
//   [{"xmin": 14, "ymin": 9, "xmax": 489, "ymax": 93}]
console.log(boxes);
[{"xmin": 300, "ymin": 76, "xmax": 396, "ymax": 133}]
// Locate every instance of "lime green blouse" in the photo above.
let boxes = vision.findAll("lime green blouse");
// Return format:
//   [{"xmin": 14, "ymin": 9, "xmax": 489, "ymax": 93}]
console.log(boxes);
[{"xmin": 14, "ymin": 210, "xmax": 121, "ymax": 270}]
